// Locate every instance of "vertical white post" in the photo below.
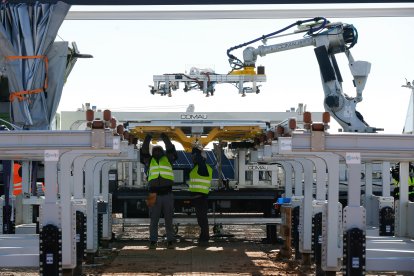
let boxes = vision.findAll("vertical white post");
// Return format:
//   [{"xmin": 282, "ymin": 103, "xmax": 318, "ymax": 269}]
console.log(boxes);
[
  {"xmin": 397, "ymin": 162, "xmax": 409, "ymax": 236},
  {"xmin": 73, "ymin": 156, "xmax": 93, "ymax": 200},
  {"xmin": 298, "ymin": 158, "xmax": 313, "ymax": 253},
  {"xmin": 310, "ymin": 157, "xmax": 327, "ymax": 201},
  {"xmin": 85, "ymin": 158, "xmax": 99, "ymax": 253},
  {"xmin": 44, "ymin": 152, "xmax": 58, "ymax": 204},
  {"xmin": 324, "ymin": 154, "xmax": 341, "ymax": 270},
  {"xmin": 348, "ymin": 163, "xmax": 362, "ymax": 207},
  {"xmin": 21, "ymin": 161, "xmax": 32, "ymax": 224},
  {"xmin": 382, "ymin": 162, "xmax": 391, "ymax": 197},
  {"xmin": 102, "ymin": 162, "xmax": 113, "ymax": 239},
  {"xmin": 289, "ymin": 161, "xmax": 303, "ymax": 196},
  {"xmin": 280, "ymin": 162, "xmax": 293, "ymax": 198},
  {"xmin": 365, "ymin": 163, "xmax": 373, "ymax": 225},
  {"xmin": 21, "ymin": 161, "xmax": 30, "ymax": 194},
  {"xmin": 238, "ymin": 150, "xmax": 246, "ymax": 186},
  {"xmin": 135, "ymin": 161, "xmax": 142, "ymax": 187},
  {"xmin": 59, "ymin": 152, "xmax": 81, "ymax": 269},
  {"xmin": 128, "ymin": 162, "xmax": 133, "ymax": 186}
]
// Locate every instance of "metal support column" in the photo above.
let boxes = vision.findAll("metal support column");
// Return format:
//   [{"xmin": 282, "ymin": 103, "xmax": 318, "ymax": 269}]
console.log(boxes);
[
  {"xmin": 238, "ymin": 150, "xmax": 246, "ymax": 186},
  {"xmin": 289, "ymin": 161, "xmax": 303, "ymax": 197},
  {"xmin": 21, "ymin": 161, "xmax": 33, "ymax": 224},
  {"xmin": 309, "ymin": 157, "xmax": 327, "ymax": 201},
  {"xmin": 101, "ymin": 162, "xmax": 114, "ymax": 241},
  {"xmin": 365, "ymin": 163, "xmax": 373, "ymax": 226},
  {"xmin": 382, "ymin": 162, "xmax": 391, "ymax": 197},
  {"xmin": 321, "ymin": 154, "xmax": 342, "ymax": 273},
  {"xmin": 278, "ymin": 161, "xmax": 293, "ymax": 198},
  {"xmin": 40, "ymin": 152, "xmax": 62, "ymax": 275},
  {"xmin": 308, "ymin": 157, "xmax": 327, "ymax": 275},
  {"xmin": 85, "ymin": 157, "xmax": 102, "ymax": 256},
  {"xmin": 297, "ymin": 158, "xmax": 313, "ymax": 264},
  {"xmin": 396, "ymin": 162, "xmax": 409, "ymax": 237},
  {"xmin": 343, "ymin": 161, "xmax": 366, "ymax": 276}
]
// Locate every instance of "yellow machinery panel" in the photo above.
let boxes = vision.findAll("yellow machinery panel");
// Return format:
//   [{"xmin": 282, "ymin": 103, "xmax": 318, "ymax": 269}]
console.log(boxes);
[{"xmin": 130, "ymin": 125, "xmax": 263, "ymax": 151}]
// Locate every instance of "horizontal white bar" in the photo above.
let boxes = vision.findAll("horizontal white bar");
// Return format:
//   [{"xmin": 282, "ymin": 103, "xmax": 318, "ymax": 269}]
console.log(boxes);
[
  {"xmin": 66, "ymin": 8, "xmax": 414, "ymax": 20},
  {"xmin": 366, "ymin": 257, "xmax": 414, "ymax": 271},
  {"xmin": 0, "ymin": 246, "xmax": 38, "ymax": 255},
  {"xmin": 0, "ymin": 254, "xmax": 39, "ymax": 267},
  {"xmin": 113, "ymin": 217, "xmax": 281, "ymax": 225},
  {"xmin": 0, "ymin": 234, "xmax": 39, "ymax": 247}
]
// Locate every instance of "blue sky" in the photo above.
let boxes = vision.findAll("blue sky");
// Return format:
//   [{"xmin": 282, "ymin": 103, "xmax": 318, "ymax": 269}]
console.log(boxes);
[{"xmin": 57, "ymin": 4, "xmax": 414, "ymax": 134}]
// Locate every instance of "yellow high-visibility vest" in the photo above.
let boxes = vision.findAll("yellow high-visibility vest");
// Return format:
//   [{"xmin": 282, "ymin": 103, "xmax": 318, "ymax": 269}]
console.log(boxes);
[
  {"xmin": 189, "ymin": 164, "xmax": 212, "ymax": 194},
  {"xmin": 393, "ymin": 177, "xmax": 414, "ymax": 196},
  {"xmin": 148, "ymin": 156, "xmax": 174, "ymax": 181}
]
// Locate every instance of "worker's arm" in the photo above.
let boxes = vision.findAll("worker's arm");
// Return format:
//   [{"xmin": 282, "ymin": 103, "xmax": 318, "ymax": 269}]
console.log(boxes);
[
  {"xmin": 194, "ymin": 153, "xmax": 209, "ymax": 177},
  {"xmin": 161, "ymin": 133, "xmax": 178, "ymax": 163},
  {"xmin": 140, "ymin": 134, "xmax": 152, "ymax": 165}
]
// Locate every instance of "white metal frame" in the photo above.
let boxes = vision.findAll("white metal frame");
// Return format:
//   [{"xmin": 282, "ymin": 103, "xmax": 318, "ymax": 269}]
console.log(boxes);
[
  {"xmin": 0, "ymin": 130, "xmax": 121, "ymax": 270},
  {"xmin": 275, "ymin": 131, "xmax": 414, "ymax": 272},
  {"xmin": 65, "ymin": 6, "xmax": 414, "ymax": 20}
]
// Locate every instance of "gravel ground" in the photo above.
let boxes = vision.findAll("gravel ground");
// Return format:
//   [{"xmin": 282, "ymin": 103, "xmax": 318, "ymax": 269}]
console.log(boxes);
[
  {"xmin": 0, "ymin": 223, "xmax": 412, "ymax": 276},
  {"xmin": 87, "ymin": 224, "xmax": 320, "ymax": 276}
]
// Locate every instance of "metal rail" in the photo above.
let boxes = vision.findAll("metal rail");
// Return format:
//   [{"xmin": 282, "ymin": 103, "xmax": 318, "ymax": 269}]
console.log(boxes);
[
  {"xmin": 113, "ymin": 217, "xmax": 281, "ymax": 225},
  {"xmin": 34, "ymin": 0, "xmax": 414, "ymax": 5},
  {"xmin": 283, "ymin": 132, "xmax": 414, "ymax": 161},
  {"xmin": 65, "ymin": 7, "xmax": 414, "ymax": 20}
]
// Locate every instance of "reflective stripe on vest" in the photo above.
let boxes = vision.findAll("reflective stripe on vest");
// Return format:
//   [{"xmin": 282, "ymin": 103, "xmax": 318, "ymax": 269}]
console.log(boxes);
[
  {"xmin": 189, "ymin": 164, "xmax": 212, "ymax": 194},
  {"xmin": 13, "ymin": 163, "xmax": 22, "ymax": 196},
  {"xmin": 148, "ymin": 156, "xmax": 174, "ymax": 181},
  {"xmin": 13, "ymin": 182, "xmax": 22, "ymax": 196}
]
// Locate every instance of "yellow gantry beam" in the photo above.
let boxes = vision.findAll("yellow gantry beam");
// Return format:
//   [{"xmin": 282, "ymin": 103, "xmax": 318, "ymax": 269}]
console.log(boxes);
[{"xmin": 130, "ymin": 125, "xmax": 263, "ymax": 151}]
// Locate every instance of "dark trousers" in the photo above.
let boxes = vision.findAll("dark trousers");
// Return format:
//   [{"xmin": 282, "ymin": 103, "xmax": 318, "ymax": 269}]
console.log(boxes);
[
  {"xmin": 192, "ymin": 195, "xmax": 209, "ymax": 241},
  {"xmin": 149, "ymin": 193, "xmax": 174, "ymax": 242}
]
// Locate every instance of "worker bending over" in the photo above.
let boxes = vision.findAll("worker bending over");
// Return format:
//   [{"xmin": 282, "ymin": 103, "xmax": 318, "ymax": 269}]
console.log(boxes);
[
  {"xmin": 189, "ymin": 147, "xmax": 213, "ymax": 245},
  {"xmin": 140, "ymin": 133, "xmax": 177, "ymax": 249}
]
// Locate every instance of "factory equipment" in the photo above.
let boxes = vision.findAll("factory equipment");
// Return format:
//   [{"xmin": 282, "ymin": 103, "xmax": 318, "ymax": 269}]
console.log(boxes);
[
  {"xmin": 0, "ymin": 3, "xmax": 413, "ymax": 274},
  {"xmin": 112, "ymin": 111, "xmax": 309, "ymax": 222},
  {"xmin": 150, "ymin": 17, "xmax": 381, "ymax": 133}
]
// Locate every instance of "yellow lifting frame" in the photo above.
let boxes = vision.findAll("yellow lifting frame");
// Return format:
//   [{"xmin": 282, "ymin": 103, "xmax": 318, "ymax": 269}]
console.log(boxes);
[{"xmin": 130, "ymin": 125, "xmax": 263, "ymax": 151}]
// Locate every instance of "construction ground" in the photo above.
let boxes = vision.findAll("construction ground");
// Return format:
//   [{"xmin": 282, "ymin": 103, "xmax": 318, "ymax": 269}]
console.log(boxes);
[{"xmin": 0, "ymin": 223, "xmax": 413, "ymax": 276}]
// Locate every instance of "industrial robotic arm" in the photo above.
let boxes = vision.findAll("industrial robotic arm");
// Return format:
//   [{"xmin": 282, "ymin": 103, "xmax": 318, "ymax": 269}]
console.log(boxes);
[{"xmin": 228, "ymin": 18, "xmax": 380, "ymax": 133}]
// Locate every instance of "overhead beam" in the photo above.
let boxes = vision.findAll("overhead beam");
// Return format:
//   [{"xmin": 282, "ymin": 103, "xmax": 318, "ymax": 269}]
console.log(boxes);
[
  {"xmin": 8, "ymin": 0, "xmax": 414, "ymax": 4},
  {"xmin": 278, "ymin": 132, "xmax": 414, "ymax": 161},
  {"xmin": 290, "ymin": 132, "xmax": 414, "ymax": 154},
  {"xmin": 0, "ymin": 130, "xmax": 116, "ymax": 149},
  {"xmin": 65, "ymin": 7, "xmax": 414, "ymax": 20}
]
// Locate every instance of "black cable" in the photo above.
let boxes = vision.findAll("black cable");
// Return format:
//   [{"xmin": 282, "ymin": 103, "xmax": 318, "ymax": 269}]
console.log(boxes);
[
  {"xmin": 226, "ymin": 17, "xmax": 328, "ymax": 70},
  {"xmin": 346, "ymin": 24, "xmax": 358, "ymax": 49},
  {"xmin": 332, "ymin": 110, "xmax": 351, "ymax": 126}
]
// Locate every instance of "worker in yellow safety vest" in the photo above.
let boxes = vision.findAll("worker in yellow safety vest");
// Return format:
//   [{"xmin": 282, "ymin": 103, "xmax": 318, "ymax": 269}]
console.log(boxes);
[
  {"xmin": 189, "ymin": 147, "xmax": 213, "ymax": 245},
  {"xmin": 140, "ymin": 133, "xmax": 177, "ymax": 249},
  {"xmin": 391, "ymin": 163, "xmax": 414, "ymax": 202}
]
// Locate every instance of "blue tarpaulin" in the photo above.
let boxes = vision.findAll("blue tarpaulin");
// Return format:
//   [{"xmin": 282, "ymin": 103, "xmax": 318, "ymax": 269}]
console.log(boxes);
[{"xmin": 0, "ymin": 1, "xmax": 70, "ymax": 129}]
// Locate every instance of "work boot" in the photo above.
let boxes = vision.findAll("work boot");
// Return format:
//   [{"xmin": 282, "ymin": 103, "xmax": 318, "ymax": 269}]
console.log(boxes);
[
  {"xmin": 167, "ymin": 241, "xmax": 174, "ymax": 249},
  {"xmin": 197, "ymin": 240, "xmax": 209, "ymax": 247},
  {"xmin": 149, "ymin": 241, "xmax": 157, "ymax": 249}
]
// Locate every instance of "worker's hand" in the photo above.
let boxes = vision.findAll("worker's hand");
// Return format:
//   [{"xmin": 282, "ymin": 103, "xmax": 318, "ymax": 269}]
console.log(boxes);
[{"xmin": 160, "ymin": 132, "xmax": 170, "ymax": 143}]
